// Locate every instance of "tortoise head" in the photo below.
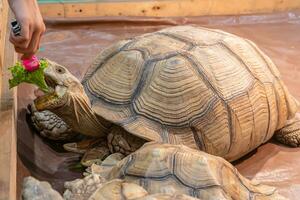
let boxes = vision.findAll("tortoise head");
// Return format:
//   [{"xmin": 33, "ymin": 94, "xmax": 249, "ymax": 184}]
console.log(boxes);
[
  {"xmin": 34, "ymin": 58, "xmax": 87, "ymax": 111},
  {"xmin": 33, "ymin": 58, "xmax": 110, "ymax": 137}
]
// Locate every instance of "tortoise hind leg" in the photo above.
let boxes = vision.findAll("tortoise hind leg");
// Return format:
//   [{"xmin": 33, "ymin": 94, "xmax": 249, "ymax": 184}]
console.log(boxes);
[
  {"xmin": 63, "ymin": 138, "xmax": 104, "ymax": 153},
  {"xmin": 80, "ymin": 144, "xmax": 110, "ymax": 167},
  {"xmin": 63, "ymin": 138, "xmax": 110, "ymax": 166},
  {"xmin": 275, "ymin": 113, "xmax": 300, "ymax": 147},
  {"xmin": 107, "ymin": 126, "xmax": 146, "ymax": 155}
]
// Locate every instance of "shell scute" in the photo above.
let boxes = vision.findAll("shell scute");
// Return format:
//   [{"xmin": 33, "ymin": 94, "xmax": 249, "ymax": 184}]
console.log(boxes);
[
  {"xmin": 133, "ymin": 55, "xmax": 217, "ymax": 126},
  {"xmin": 126, "ymin": 33, "xmax": 189, "ymax": 58},
  {"xmin": 87, "ymin": 50, "xmax": 144, "ymax": 103}
]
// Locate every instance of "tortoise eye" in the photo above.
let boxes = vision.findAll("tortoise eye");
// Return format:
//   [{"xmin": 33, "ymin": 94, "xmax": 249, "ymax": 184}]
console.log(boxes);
[{"xmin": 56, "ymin": 66, "xmax": 65, "ymax": 74}]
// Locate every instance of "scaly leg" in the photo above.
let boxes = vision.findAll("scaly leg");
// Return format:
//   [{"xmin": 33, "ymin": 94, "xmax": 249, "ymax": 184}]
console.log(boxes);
[
  {"xmin": 107, "ymin": 126, "xmax": 146, "ymax": 155},
  {"xmin": 28, "ymin": 104, "xmax": 76, "ymax": 140},
  {"xmin": 64, "ymin": 138, "xmax": 110, "ymax": 166},
  {"xmin": 275, "ymin": 113, "xmax": 300, "ymax": 147}
]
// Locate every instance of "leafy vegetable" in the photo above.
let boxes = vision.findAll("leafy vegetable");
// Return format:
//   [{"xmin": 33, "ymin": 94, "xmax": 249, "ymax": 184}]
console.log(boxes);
[{"xmin": 8, "ymin": 59, "xmax": 49, "ymax": 92}]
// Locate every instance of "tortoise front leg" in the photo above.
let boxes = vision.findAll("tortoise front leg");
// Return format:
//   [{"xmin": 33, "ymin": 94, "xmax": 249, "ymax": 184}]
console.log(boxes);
[
  {"xmin": 107, "ymin": 126, "xmax": 146, "ymax": 155},
  {"xmin": 28, "ymin": 104, "xmax": 77, "ymax": 140},
  {"xmin": 275, "ymin": 113, "xmax": 300, "ymax": 147}
]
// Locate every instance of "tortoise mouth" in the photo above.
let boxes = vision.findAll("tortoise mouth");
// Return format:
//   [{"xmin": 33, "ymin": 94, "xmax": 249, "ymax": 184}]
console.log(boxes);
[{"xmin": 33, "ymin": 76, "xmax": 67, "ymax": 111}]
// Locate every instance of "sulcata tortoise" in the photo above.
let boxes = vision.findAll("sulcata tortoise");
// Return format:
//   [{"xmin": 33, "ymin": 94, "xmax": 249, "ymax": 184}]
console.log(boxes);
[
  {"xmin": 31, "ymin": 25, "xmax": 300, "ymax": 164},
  {"xmin": 22, "ymin": 143, "xmax": 286, "ymax": 200},
  {"xmin": 88, "ymin": 142, "xmax": 286, "ymax": 200}
]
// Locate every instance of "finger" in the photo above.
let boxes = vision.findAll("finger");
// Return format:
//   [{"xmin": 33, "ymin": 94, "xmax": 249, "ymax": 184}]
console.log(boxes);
[
  {"xmin": 23, "ymin": 22, "xmax": 45, "ymax": 59},
  {"xmin": 36, "ymin": 35, "xmax": 41, "ymax": 53},
  {"xmin": 9, "ymin": 32, "xmax": 21, "ymax": 46},
  {"xmin": 22, "ymin": 30, "xmax": 41, "ymax": 59},
  {"xmin": 14, "ymin": 47, "xmax": 34, "ymax": 57},
  {"xmin": 10, "ymin": 20, "xmax": 32, "ymax": 49},
  {"xmin": 9, "ymin": 31, "xmax": 27, "ymax": 46},
  {"xmin": 36, "ymin": 24, "xmax": 46, "ymax": 52},
  {"xmin": 14, "ymin": 46, "xmax": 28, "ymax": 54},
  {"xmin": 35, "ymin": 31, "xmax": 43, "ymax": 53}
]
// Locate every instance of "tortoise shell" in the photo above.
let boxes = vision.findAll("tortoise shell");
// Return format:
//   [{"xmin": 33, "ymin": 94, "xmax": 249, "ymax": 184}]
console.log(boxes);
[
  {"xmin": 82, "ymin": 25, "xmax": 299, "ymax": 161},
  {"xmin": 103, "ymin": 142, "xmax": 285, "ymax": 200},
  {"xmin": 89, "ymin": 179, "xmax": 201, "ymax": 200}
]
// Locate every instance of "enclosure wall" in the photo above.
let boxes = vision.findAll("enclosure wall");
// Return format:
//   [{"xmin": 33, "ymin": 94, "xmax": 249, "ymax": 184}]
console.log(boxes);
[{"xmin": 39, "ymin": 0, "xmax": 300, "ymax": 18}]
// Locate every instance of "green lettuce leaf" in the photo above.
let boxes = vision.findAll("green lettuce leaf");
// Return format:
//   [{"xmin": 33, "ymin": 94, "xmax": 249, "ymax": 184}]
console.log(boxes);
[{"xmin": 8, "ymin": 59, "xmax": 49, "ymax": 92}]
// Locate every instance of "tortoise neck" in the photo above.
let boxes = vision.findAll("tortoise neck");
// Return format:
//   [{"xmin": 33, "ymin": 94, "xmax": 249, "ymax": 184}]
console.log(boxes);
[{"xmin": 53, "ymin": 93, "xmax": 111, "ymax": 137}]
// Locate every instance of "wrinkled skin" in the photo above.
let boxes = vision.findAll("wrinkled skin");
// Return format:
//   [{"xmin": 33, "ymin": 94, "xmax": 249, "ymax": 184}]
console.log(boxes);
[
  {"xmin": 34, "ymin": 59, "xmax": 110, "ymax": 137},
  {"xmin": 32, "ymin": 59, "xmax": 145, "ymax": 166},
  {"xmin": 29, "ymin": 104, "xmax": 75, "ymax": 140}
]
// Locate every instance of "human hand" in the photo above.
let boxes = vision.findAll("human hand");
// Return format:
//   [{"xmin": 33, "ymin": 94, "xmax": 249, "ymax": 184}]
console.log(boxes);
[{"xmin": 8, "ymin": 0, "xmax": 46, "ymax": 59}]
